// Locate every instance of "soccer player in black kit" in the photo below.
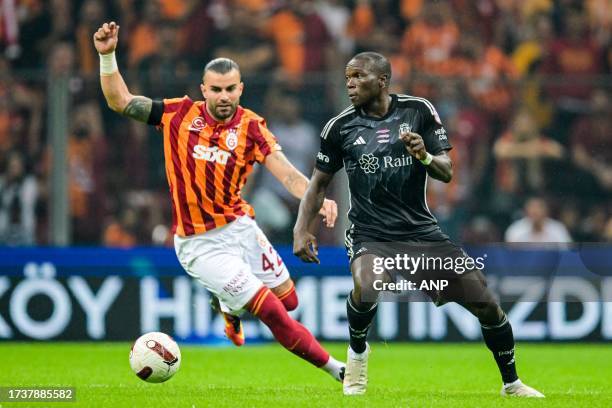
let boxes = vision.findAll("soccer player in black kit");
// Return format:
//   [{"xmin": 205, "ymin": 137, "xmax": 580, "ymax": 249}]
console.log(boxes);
[{"xmin": 293, "ymin": 52, "xmax": 544, "ymax": 398}]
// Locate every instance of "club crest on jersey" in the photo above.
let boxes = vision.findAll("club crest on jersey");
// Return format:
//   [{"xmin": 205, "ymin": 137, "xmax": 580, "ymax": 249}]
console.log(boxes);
[
  {"xmin": 226, "ymin": 128, "xmax": 239, "ymax": 150},
  {"xmin": 399, "ymin": 123, "xmax": 411, "ymax": 135},
  {"xmin": 188, "ymin": 116, "xmax": 206, "ymax": 132}
]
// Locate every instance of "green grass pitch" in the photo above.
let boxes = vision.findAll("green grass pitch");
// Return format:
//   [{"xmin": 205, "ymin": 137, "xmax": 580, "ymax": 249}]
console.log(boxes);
[{"xmin": 3, "ymin": 342, "xmax": 611, "ymax": 407}]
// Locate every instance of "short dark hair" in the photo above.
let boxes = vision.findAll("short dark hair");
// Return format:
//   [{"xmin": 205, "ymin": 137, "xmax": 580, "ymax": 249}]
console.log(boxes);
[
  {"xmin": 203, "ymin": 58, "xmax": 240, "ymax": 76},
  {"xmin": 351, "ymin": 52, "xmax": 392, "ymax": 84}
]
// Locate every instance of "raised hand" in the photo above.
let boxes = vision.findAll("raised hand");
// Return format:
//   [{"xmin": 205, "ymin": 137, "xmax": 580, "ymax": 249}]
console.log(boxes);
[{"xmin": 93, "ymin": 21, "xmax": 119, "ymax": 55}]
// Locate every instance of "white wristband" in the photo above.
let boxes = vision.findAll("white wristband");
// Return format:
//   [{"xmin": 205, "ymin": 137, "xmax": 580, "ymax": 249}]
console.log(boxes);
[
  {"xmin": 99, "ymin": 51, "xmax": 118, "ymax": 76},
  {"xmin": 420, "ymin": 152, "xmax": 433, "ymax": 166}
]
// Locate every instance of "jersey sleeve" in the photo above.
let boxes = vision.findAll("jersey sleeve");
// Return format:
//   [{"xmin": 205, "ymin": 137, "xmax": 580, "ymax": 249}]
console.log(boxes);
[
  {"xmin": 157, "ymin": 96, "xmax": 191, "ymax": 129},
  {"xmin": 315, "ymin": 120, "xmax": 344, "ymax": 174},
  {"xmin": 419, "ymin": 100, "xmax": 452, "ymax": 155},
  {"xmin": 250, "ymin": 118, "xmax": 282, "ymax": 163}
]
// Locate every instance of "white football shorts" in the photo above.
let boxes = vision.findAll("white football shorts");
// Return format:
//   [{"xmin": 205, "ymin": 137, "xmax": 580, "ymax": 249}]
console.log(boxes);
[{"xmin": 174, "ymin": 215, "xmax": 290, "ymax": 314}]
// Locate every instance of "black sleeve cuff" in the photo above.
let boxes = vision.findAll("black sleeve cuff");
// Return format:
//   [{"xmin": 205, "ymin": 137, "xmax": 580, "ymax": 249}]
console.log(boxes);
[{"xmin": 147, "ymin": 99, "xmax": 164, "ymax": 126}]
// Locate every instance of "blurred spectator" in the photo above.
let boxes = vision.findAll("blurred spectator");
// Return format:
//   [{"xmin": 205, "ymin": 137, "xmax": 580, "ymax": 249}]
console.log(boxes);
[
  {"xmin": 428, "ymin": 93, "xmax": 493, "ymax": 239},
  {"xmin": 558, "ymin": 201, "xmax": 581, "ymax": 240},
  {"xmin": 213, "ymin": 7, "xmax": 275, "ymax": 113},
  {"xmin": 75, "ymin": 0, "xmax": 107, "ymax": 76},
  {"xmin": 512, "ymin": 13, "xmax": 555, "ymax": 129},
  {"xmin": 48, "ymin": 41, "xmax": 76, "ymax": 76},
  {"xmin": 578, "ymin": 204, "xmax": 608, "ymax": 242},
  {"xmin": 262, "ymin": 0, "xmax": 331, "ymax": 85},
  {"xmin": 400, "ymin": 0, "xmax": 424, "ymax": 23},
  {"xmin": 0, "ymin": 150, "xmax": 38, "ymax": 245},
  {"xmin": 462, "ymin": 216, "xmax": 502, "ymax": 244},
  {"xmin": 541, "ymin": 8, "xmax": 603, "ymax": 143},
  {"xmin": 582, "ymin": 0, "xmax": 610, "ymax": 47},
  {"xmin": 256, "ymin": 0, "xmax": 335, "ymax": 125},
  {"xmin": 67, "ymin": 103, "xmax": 108, "ymax": 244},
  {"xmin": 315, "ymin": 0, "xmax": 354, "ymax": 56},
  {"xmin": 505, "ymin": 197, "xmax": 572, "ymax": 243},
  {"xmin": 0, "ymin": 59, "xmax": 44, "ymax": 158},
  {"xmin": 493, "ymin": 107, "xmax": 564, "ymax": 212},
  {"xmin": 128, "ymin": 0, "xmax": 163, "ymax": 68},
  {"xmin": 11, "ymin": 0, "xmax": 52, "ymax": 68},
  {"xmin": 1, "ymin": 0, "xmax": 609, "ymax": 246},
  {"xmin": 137, "ymin": 23, "xmax": 191, "ymax": 97},
  {"xmin": 159, "ymin": 0, "xmax": 198, "ymax": 21},
  {"xmin": 512, "ymin": 13, "xmax": 555, "ymax": 76},
  {"xmin": 252, "ymin": 92, "xmax": 318, "ymax": 243},
  {"xmin": 401, "ymin": 1, "xmax": 460, "ymax": 77},
  {"xmin": 459, "ymin": 33, "xmax": 518, "ymax": 117},
  {"xmin": 177, "ymin": 2, "xmax": 215, "ymax": 65},
  {"xmin": 569, "ymin": 90, "xmax": 612, "ymax": 194},
  {"xmin": 102, "ymin": 216, "xmax": 136, "ymax": 248}
]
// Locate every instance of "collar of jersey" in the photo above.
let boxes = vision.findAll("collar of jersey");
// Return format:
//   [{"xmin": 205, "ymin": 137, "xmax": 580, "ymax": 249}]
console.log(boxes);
[
  {"xmin": 357, "ymin": 94, "xmax": 398, "ymax": 121},
  {"xmin": 200, "ymin": 102, "xmax": 244, "ymax": 129}
]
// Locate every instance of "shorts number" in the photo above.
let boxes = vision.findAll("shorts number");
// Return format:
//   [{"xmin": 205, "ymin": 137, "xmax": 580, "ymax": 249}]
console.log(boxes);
[
  {"xmin": 262, "ymin": 249, "xmax": 284, "ymax": 276},
  {"xmin": 262, "ymin": 253, "xmax": 274, "ymax": 272}
]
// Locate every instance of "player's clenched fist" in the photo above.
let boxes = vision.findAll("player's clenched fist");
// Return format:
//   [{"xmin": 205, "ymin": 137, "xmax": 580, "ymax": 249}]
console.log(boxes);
[
  {"xmin": 93, "ymin": 21, "xmax": 119, "ymax": 55},
  {"xmin": 399, "ymin": 131, "xmax": 427, "ymax": 161}
]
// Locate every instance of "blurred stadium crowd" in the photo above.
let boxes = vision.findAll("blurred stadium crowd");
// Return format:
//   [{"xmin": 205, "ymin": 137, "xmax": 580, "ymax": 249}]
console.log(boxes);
[{"xmin": 0, "ymin": 0, "xmax": 610, "ymax": 247}]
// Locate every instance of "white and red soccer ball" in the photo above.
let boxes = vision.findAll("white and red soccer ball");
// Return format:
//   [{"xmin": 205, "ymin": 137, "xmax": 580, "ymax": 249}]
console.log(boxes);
[{"xmin": 129, "ymin": 332, "xmax": 181, "ymax": 383}]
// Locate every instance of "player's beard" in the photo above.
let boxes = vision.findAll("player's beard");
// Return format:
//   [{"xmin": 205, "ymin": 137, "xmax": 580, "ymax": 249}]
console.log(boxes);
[{"xmin": 212, "ymin": 100, "xmax": 239, "ymax": 121}]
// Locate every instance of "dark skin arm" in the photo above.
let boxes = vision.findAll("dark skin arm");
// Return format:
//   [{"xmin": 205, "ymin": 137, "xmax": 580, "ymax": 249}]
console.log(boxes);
[
  {"xmin": 293, "ymin": 169, "xmax": 335, "ymax": 264},
  {"xmin": 400, "ymin": 131, "xmax": 453, "ymax": 182}
]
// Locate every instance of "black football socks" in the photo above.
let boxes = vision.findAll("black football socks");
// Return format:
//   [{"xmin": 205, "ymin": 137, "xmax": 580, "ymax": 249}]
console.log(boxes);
[
  {"xmin": 346, "ymin": 292, "xmax": 378, "ymax": 354},
  {"xmin": 481, "ymin": 314, "xmax": 519, "ymax": 384}
]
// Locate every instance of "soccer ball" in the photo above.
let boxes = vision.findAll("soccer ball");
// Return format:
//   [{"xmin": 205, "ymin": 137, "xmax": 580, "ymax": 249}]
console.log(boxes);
[{"xmin": 129, "ymin": 332, "xmax": 181, "ymax": 383}]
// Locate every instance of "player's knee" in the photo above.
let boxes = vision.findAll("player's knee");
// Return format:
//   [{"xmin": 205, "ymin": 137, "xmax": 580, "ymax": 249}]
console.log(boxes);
[
  {"xmin": 473, "ymin": 302, "xmax": 504, "ymax": 326},
  {"xmin": 280, "ymin": 289, "xmax": 299, "ymax": 311},
  {"xmin": 348, "ymin": 289, "xmax": 376, "ymax": 312},
  {"xmin": 250, "ymin": 289, "xmax": 288, "ymax": 324},
  {"xmin": 351, "ymin": 275, "xmax": 370, "ymax": 303}
]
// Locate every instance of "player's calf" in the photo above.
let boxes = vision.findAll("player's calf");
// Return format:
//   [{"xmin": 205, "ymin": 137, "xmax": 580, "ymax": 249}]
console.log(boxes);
[
  {"xmin": 248, "ymin": 286, "xmax": 344, "ymax": 381},
  {"xmin": 272, "ymin": 279, "xmax": 299, "ymax": 311}
]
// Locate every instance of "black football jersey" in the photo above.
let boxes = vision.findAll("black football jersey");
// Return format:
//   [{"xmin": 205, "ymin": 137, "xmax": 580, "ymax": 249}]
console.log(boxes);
[{"xmin": 315, "ymin": 94, "xmax": 452, "ymax": 240}]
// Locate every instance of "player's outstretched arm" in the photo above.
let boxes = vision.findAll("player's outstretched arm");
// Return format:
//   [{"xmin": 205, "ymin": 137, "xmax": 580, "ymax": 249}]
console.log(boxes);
[
  {"xmin": 94, "ymin": 21, "xmax": 153, "ymax": 123},
  {"xmin": 264, "ymin": 151, "xmax": 337, "ymax": 227},
  {"xmin": 293, "ymin": 169, "xmax": 334, "ymax": 264}
]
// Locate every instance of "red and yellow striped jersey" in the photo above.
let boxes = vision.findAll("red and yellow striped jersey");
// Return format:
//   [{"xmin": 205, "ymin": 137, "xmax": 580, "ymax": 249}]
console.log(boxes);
[{"xmin": 158, "ymin": 96, "xmax": 281, "ymax": 237}]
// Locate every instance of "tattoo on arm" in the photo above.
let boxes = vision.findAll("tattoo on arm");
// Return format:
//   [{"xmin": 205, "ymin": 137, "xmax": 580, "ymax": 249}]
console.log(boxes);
[{"xmin": 122, "ymin": 96, "xmax": 153, "ymax": 123}]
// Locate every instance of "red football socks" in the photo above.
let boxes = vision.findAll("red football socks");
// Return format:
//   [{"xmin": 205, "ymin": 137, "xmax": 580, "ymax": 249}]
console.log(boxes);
[{"xmin": 248, "ymin": 286, "xmax": 329, "ymax": 367}]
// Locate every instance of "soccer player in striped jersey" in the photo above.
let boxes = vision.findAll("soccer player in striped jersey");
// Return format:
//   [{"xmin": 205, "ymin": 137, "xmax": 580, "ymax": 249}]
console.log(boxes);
[
  {"xmin": 94, "ymin": 21, "xmax": 344, "ymax": 382},
  {"xmin": 294, "ymin": 52, "xmax": 544, "ymax": 397}
]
